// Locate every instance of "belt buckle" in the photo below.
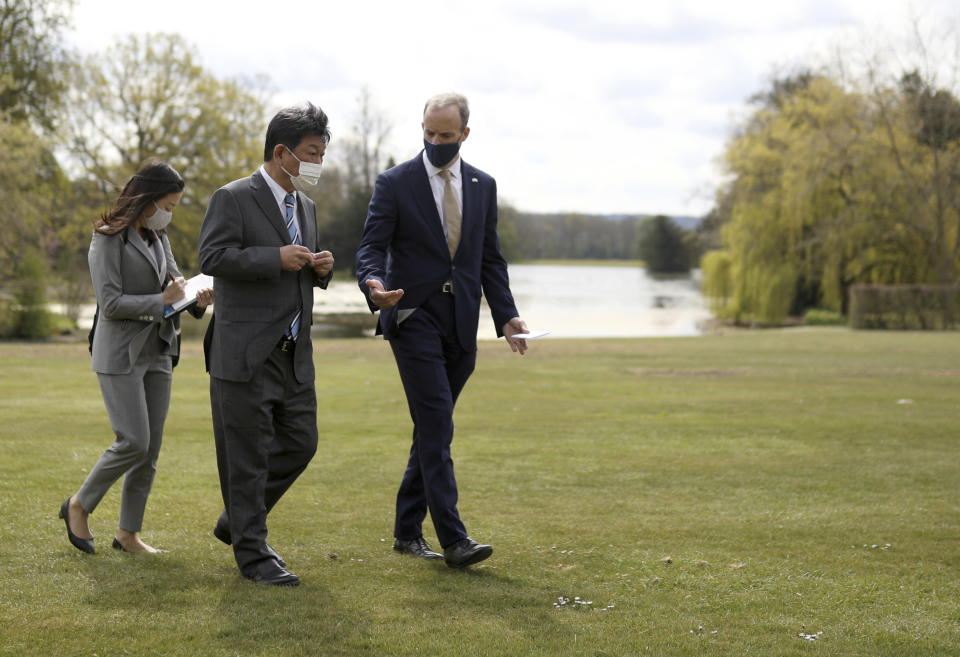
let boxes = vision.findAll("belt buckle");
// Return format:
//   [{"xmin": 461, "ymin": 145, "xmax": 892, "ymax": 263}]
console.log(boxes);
[
  {"xmin": 441, "ymin": 282, "xmax": 453, "ymax": 294},
  {"xmin": 278, "ymin": 337, "xmax": 294, "ymax": 352}
]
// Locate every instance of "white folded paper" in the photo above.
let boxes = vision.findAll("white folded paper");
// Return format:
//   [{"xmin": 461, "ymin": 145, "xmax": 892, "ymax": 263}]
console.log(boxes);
[
  {"xmin": 164, "ymin": 273, "xmax": 214, "ymax": 318},
  {"xmin": 509, "ymin": 330, "xmax": 551, "ymax": 340}
]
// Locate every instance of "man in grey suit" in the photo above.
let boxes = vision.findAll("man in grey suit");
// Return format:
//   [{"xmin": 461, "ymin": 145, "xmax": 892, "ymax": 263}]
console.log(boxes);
[{"xmin": 198, "ymin": 103, "xmax": 334, "ymax": 586}]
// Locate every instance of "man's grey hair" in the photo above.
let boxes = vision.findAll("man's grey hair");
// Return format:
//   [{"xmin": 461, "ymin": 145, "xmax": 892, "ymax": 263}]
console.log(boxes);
[{"xmin": 423, "ymin": 92, "xmax": 470, "ymax": 130}]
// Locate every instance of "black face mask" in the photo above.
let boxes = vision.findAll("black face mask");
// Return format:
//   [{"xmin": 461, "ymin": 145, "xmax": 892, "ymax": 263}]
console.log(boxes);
[{"xmin": 423, "ymin": 139, "xmax": 461, "ymax": 168}]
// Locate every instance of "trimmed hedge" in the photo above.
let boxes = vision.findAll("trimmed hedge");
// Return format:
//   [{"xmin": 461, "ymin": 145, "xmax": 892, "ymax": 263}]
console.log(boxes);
[{"xmin": 849, "ymin": 284, "xmax": 960, "ymax": 330}]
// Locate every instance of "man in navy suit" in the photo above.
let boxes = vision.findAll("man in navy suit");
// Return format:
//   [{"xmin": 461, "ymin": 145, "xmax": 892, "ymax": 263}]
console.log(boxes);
[{"xmin": 356, "ymin": 92, "xmax": 528, "ymax": 568}]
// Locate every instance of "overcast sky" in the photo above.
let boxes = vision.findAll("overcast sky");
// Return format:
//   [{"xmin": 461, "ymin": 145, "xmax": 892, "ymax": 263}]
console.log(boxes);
[{"xmin": 67, "ymin": 0, "xmax": 957, "ymax": 217}]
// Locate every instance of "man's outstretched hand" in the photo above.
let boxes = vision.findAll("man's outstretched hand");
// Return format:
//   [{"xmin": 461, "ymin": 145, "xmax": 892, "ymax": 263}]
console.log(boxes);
[{"xmin": 365, "ymin": 279, "xmax": 405, "ymax": 309}]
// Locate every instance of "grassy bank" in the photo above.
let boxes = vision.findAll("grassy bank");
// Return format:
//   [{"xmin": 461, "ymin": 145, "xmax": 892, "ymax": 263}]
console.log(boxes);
[{"xmin": 1, "ymin": 330, "xmax": 958, "ymax": 656}]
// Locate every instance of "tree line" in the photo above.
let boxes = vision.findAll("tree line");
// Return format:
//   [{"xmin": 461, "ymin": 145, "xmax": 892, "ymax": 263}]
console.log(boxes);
[{"xmin": 496, "ymin": 210, "xmax": 696, "ymax": 266}]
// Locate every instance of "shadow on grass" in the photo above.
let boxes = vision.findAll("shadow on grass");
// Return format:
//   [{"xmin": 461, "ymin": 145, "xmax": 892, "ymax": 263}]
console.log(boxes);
[
  {"xmin": 71, "ymin": 549, "xmax": 371, "ymax": 654},
  {"xmin": 75, "ymin": 549, "xmax": 233, "ymax": 611},
  {"xmin": 212, "ymin": 576, "xmax": 365, "ymax": 654},
  {"xmin": 386, "ymin": 561, "xmax": 567, "ymax": 648}
]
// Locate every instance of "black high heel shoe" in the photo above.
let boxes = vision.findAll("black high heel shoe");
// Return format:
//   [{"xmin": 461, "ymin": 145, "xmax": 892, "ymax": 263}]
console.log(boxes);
[{"xmin": 59, "ymin": 498, "xmax": 95, "ymax": 554}]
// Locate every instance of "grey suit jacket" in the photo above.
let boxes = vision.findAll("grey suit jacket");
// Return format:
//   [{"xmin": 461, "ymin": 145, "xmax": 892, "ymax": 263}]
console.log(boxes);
[
  {"xmin": 88, "ymin": 227, "xmax": 181, "ymax": 374},
  {"xmin": 198, "ymin": 170, "xmax": 330, "ymax": 383}
]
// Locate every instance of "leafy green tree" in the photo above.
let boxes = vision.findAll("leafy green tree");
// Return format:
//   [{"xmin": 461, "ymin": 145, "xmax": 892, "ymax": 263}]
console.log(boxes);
[
  {"xmin": 0, "ymin": 120, "xmax": 48, "ymax": 278},
  {"xmin": 637, "ymin": 215, "xmax": 691, "ymax": 273},
  {"xmin": 62, "ymin": 33, "xmax": 269, "ymax": 272},
  {"xmin": 322, "ymin": 179, "xmax": 375, "ymax": 274},
  {"xmin": 883, "ymin": 70, "xmax": 960, "ymax": 286},
  {"xmin": 0, "ymin": 118, "xmax": 70, "ymax": 289},
  {"xmin": 0, "ymin": 0, "xmax": 74, "ymax": 334},
  {"xmin": 0, "ymin": 0, "xmax": 73, "ymax": 130},
  {"xmin": 496, "ymin": 200, "xmax": 520, "ymax": 262},
  {"xmin": 13, "ymin": 248, "xmax": 52, "ymax": 338}
]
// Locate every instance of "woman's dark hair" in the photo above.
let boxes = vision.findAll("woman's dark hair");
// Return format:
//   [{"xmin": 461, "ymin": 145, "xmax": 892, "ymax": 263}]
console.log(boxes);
[
  {"xmin": 95, "ymin": 159, "xmax": 185, "ymax": 236},
  {"xmin": 263, "ymin": 102, "xmax": 331, "ymax": 161}
]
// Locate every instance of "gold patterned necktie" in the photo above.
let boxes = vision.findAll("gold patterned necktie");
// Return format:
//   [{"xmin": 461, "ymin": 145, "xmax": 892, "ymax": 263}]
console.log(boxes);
[{"xmin": 438, "ymin": 168, "xmax": 461, "ymax": 258}]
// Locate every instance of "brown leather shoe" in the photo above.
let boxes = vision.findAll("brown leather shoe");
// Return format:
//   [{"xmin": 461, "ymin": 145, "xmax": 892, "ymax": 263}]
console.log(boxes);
[{"xmin": 393, "ymin": 537, "xmax": 444, "ymax": 560}]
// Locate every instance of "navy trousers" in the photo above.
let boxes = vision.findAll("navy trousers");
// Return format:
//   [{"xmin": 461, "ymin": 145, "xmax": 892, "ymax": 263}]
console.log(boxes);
[{"xmin": 389, "ymin": 292, "xmax": 476, "ymax": 548}]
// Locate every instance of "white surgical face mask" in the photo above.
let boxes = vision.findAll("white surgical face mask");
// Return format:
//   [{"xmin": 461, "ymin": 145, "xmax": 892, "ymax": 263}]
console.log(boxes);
[
  {"xmin": 144, "ymin": 202, "xmax": 173, "ymax": 230},
  {"xmin": 282, "ymin": 146, "xmax": 323, "ymax": 193}
]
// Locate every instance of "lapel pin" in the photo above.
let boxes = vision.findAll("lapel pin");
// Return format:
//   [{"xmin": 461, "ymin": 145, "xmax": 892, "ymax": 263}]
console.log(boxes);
[{"xmin": 471, "ymin": 177, "xmax": 479, "ymax": 183}]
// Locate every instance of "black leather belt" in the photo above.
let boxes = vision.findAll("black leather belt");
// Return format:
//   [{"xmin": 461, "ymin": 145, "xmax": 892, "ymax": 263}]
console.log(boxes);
[
  {"xmin": 277, "ymin": 336, "xmax": 296, "ymax": 352},
  {"xmin": 441, "ymin": 281, "xmax": 454, "ymax": 294}
]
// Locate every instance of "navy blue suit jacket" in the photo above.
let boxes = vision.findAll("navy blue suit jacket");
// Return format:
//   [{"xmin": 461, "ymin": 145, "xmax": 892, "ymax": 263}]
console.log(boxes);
[{"xmin": 356, "ymin": 153, "xmax": 518, "ymax": 351}]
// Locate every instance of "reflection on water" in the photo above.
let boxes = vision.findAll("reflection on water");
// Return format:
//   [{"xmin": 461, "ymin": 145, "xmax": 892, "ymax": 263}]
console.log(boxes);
[
  {"xmin": 477, "ymin": 264, "xmax": 711, "ymax": 339},
  {"xmin": 310, "ymin": 263, "xmax": 712, "ymax": 339},
  {"xmin": 73, "ymin": 263, "xmax": 712, "ymax": 339}
]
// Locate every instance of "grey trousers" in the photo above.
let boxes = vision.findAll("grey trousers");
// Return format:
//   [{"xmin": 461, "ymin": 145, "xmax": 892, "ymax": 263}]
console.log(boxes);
[{"xmin": 77, "ymin": 335, "xmax": 172, "ymax": 532}]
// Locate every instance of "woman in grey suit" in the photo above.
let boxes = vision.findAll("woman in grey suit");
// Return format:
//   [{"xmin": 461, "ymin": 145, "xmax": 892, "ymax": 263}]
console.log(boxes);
[{"xmin": 58, "ymin": 160, "xmax": 212, "ymax": 554}]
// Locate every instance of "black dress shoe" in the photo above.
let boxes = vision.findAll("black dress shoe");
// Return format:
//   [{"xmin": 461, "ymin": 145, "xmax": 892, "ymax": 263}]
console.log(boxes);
[
  {"xmin": 212, "ymin": 521, "xmax": 231, "ymax": 545},
  {"xmin": 443, "ymin": 537, "xmax": 493, "ymax": 568},
  {"xmin": 59, "ymin": 498, "xmax": 95, "ymax": 554},
  {"xmin": 242, "ymin": 559, "xmax": 300, "ymax": 586},
  {"xmin": 213, "ymin": 522, "xmax": 286, "ymax": 568},
  {"xmin": 393, "ymin": 537, "xmax": 443, "ymax": 560}
]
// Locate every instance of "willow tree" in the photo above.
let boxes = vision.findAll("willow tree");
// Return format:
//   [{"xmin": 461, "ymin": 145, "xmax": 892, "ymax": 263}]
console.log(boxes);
[
  {"xmin": 704, "ymin": 56, "xmax": 960, "ymax": 324},
  {"xmin": 706, "ymin": 74, "xmax": 855, "ymax": 323}
]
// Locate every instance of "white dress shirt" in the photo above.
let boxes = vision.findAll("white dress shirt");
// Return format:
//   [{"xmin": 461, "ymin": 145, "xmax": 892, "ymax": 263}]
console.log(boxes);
[{"xmin": 259, "ymin": 164, "xmax": 299, "ymax": 227}]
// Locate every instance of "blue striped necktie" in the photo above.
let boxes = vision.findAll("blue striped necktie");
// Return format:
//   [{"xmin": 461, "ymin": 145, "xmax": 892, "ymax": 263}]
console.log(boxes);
[
  {"xmin": 284, "ymin": 193, "xmax": 301, "ymax": 245},
  {"xmin": 284, "ymin": 193, "xmax": 302, "ymax": 339}
]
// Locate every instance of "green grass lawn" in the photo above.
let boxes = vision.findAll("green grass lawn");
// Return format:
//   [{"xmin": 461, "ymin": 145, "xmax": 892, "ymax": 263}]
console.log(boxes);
[{"xmin": 1, "ymin": 329, "xmax": 958, "ymax": 656}]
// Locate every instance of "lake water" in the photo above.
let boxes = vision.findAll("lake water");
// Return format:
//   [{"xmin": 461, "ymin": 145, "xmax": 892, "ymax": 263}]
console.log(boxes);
[
  {"xmin": 315, "ymin": 263, "xmax": 712, "ymax": 339},
  {"xmin": 70, "ymin": 264, "xmax": 712, "ymax": 339},
  {"xmin": 477, "ymin": 264, "xmax": 711, "ymax": 339}
]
